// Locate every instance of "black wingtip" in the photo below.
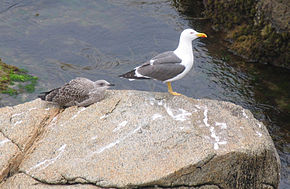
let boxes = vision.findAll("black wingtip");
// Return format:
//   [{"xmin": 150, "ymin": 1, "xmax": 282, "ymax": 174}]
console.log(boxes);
[
  {"xmin": 118, "ymin": 74, "xmax": 125, "ymax": 78},
  {"xmin": 119, "ymin": 70, "xmax": 134, "ymax": 78},
  {"xmin": 119, "ymin": 70, "xmax": 150, "ymax": 80}
]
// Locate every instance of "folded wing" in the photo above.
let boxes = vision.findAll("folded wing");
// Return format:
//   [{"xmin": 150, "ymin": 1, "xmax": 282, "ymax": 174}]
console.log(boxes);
[{"xmin": 120, "ymin": 51, "xmax": 185, "ymax": 81}]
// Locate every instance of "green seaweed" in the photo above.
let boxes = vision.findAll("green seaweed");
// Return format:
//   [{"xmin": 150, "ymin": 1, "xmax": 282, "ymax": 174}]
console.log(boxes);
[
  {"xmin": 18, "ymin": 78, "xmax": 38, "ymax": 93},
  {"xmin": 9, "ymin": 73, "xmax": 37, "ymax": 82},
  {"xmin": 2, "ymin": 88, "xmax": 18, "ymax": 95},
  {"xmin": 0, "ymin": 59, "xmax": 38, "ymax": 96},
  {"xmin": 0, "ymin": 76, "xmax": 8, "ymax": 82}
]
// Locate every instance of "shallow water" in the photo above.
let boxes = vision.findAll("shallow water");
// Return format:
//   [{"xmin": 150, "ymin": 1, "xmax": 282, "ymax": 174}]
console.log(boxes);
[{"xmin": 0, "ymin": 0, "xmax": 289, "ymax": 187}]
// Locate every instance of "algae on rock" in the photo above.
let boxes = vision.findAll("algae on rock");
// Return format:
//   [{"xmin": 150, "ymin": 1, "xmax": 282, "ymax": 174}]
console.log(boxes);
[
  {"xmin": 203, "ymin": 0, "xmax": 289, "ymax": 69},
  {"xmin": 0, "ymin": 59, "xmax": 38, "ymax": 95}
]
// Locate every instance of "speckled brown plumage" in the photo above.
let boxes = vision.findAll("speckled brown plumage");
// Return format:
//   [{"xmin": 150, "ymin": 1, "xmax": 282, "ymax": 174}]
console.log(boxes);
[{"xmin": 39, "ymin": 77, "xmax": 113, "ymax": 107}]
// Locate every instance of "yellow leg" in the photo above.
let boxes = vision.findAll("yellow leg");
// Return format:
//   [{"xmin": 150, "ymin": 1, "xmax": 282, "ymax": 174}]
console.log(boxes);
[{"xmin": 167, "ymin": 82, "xmax": 181, "ymax": 96}]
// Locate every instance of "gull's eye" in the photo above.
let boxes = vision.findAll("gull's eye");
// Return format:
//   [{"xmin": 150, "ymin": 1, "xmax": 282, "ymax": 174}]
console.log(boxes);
[
  {"xmin": 100, "ymin": 83, "xmax": 105, "ymax": 86},
  {"xmin": 190, "ymin": 32, "xmax": 194, "ymax": 34}
]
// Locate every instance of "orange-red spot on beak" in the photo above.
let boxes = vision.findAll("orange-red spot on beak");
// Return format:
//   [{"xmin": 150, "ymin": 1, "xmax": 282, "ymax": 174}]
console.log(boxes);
[{"xmin": 196, "ymin": 33, "xmax": 207, "ymax": 38}]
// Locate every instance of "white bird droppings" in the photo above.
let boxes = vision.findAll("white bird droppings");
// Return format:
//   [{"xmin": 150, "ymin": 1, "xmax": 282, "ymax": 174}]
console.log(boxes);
[
  {"xmin": 218, "ymin": 141, "xmax": 227, "ymax": 145},
  {"xmin": 164, "ymin": 105, "xmax": 192, "ymax": 122},
  {"xmin": 148, "ymin": 97, "xmax": 165, "ymax": 106},
  {"xmin": 152, "ymin": 114, "xmax": 163, "ymax": 120},
  {"xmin": 11, "ymin": 112, "xmax": 24, "ymax": 119},
  {"xmin": 242, "ymin": 109, "xmax": 248, "ymax": 119},
  {"xmin": 256, "ymin": 131, "xmax": 262, "ymax": 137},
  {"xmin": 96, "ymin": 139, "xmax": 121, "ymax": 154},
  {"xmin": 214, "ymin": 143, "xmax": 219, "ymax": 150},
  {"xmin": 0, "ymin": 139, "xmax": 9, "ymax": 146},
  {"xmin": 210, "ymin": 127, "xmax": 219, "ymax": 141},
  {"xmin": 203, "ymin": 108, "xmax": 210, "ymax": 127},
  {"xmin": 202, "ymin": 106, "xmax": 228, "ymax": 150},
  {"xmin": 100, "ymin": 114, "xmax": 108, "ymax": 119},
  {"xmin": 91, "ymin": 135, "xmax": 98, "ymax": 140},
  {"xmin": 113, "ymin": 121, "xmax": 128, "ymax": 132},
  {"xmin": 71, "ymin": 107, "xmax": 86, "ymax": 119},
  {"xmin": 214, "ymin": 141, "xmax": 228, "ymax": 150},
  {"xmin": 29, "ymin": 144, "xmax": 67, "ymax": 172},
  {"xmin": 215, "ymin": 122, "xmax": 227, "ymax": 129},
  {"xmin": 95, "ymin": 125, "xmax": 142, "ymax": 154},
  {"xmin": 28, "ymin": 107, "xmax": 37, "ymax": 111},
  {"xmin": 13, "ymin": 120, "xmax": 23, "ymax": 126}
]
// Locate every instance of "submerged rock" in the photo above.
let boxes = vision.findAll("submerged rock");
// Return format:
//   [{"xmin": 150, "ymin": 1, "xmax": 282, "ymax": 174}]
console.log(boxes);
[{"xmin": 0, "ymin": 90, "xmax": 280, "ymax": 188}]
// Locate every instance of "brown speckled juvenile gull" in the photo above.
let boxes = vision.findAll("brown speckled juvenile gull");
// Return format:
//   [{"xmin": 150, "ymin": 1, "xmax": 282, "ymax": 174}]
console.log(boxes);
[{"xmin": 39, "ymin": 77, "xmax": 114, "ymax": 107}]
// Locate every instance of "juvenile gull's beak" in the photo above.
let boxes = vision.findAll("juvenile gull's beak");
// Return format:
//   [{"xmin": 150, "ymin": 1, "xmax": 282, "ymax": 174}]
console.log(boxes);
[
  {"xmin": 196, "ymin": 33, "xmax": 207, "ymax": 38},
  {"xmin": 108, "ymin": 83, "xmax": 115, "ymax": 86}
]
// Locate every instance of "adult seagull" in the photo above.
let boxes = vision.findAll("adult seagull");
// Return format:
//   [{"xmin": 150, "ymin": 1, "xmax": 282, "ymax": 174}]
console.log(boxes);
[{"xmin": 119, "ymin": 28, "xmax": 207, "ymax": 95}]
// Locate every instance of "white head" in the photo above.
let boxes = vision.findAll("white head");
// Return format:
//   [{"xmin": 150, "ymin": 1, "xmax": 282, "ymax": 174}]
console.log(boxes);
[
  {"xmin": 180, "ymin": 28, "xmax": 207, "ymax": 41},
  {"xmin": 94, "ymin": 80, "xmax": 114, "ymax": 90}
]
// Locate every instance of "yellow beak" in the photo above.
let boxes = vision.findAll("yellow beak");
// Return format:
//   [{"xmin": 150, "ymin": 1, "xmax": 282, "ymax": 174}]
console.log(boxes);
[{"xmin": 196, "ymin": 33, "xmax": 207, "ymax": 38}]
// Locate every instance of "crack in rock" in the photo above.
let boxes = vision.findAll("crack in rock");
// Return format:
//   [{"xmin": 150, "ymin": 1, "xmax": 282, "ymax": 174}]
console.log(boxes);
[
  {"xmin": 18, "ymin": 171, "xmax": 101, "ymax": 187},
  {"xmin": 0, "ymin": 130, "xmax": 21, "ymax": 151},
  {"xmin": 100, "ymin": 99, "xmax": 121, "ymax": 119},
  {"xmin": 137, "ymin": 183, "xmax": 222, "ymax": 189},
  {"xmin": 1, "ymin": 108, "xmax": 62, "ymax": 184},
  {"xmin": 19, "ymin": 170, "xmax": 223, "ymax": 189}
]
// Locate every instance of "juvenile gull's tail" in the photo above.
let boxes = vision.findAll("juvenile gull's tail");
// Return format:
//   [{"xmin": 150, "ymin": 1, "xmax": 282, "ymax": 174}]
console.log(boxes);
[{"xmin": 38, "ymin": 88, "xmax": 60, "ymax": 101}]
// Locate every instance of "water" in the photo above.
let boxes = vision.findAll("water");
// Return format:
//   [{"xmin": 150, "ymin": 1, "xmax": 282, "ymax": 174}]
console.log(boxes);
[{"xmin": 0, "ymin": 0, "xmax": 289, "ymax": 187}]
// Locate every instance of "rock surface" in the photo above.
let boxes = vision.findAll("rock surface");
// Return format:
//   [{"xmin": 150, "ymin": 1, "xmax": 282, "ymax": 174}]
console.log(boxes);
[{"xmin": 0, "ymin": 90, "xmax": 280, "ymax": 188}]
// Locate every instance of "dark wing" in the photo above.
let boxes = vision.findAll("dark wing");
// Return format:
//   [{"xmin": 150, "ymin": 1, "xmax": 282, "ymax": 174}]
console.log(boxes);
[
  {"xmin": 150, "ymin": 51, "xmax": 182, "ymax": 64},
  {"xmin": 119, "ymin": 51, "xmax": 184, "ymax": 81},
  {"xmin": 137, "ymin": 51, "xmax": 184, "ymax": 81},
  {"xmin": 137, "ymin": 63, "xmax": 185, "ymax": 81}
]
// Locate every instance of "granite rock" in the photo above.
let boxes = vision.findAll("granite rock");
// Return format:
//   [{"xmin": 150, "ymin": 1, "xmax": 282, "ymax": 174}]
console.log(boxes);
[{"xmin": 0, "ymin": 90, "xmax": 280, "ymax": 188}]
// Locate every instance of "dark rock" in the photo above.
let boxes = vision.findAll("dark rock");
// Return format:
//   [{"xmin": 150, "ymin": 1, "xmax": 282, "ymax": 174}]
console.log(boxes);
[{"xmin": 203, "ymin": 0, "xmax": 289, "ymax": 69}]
